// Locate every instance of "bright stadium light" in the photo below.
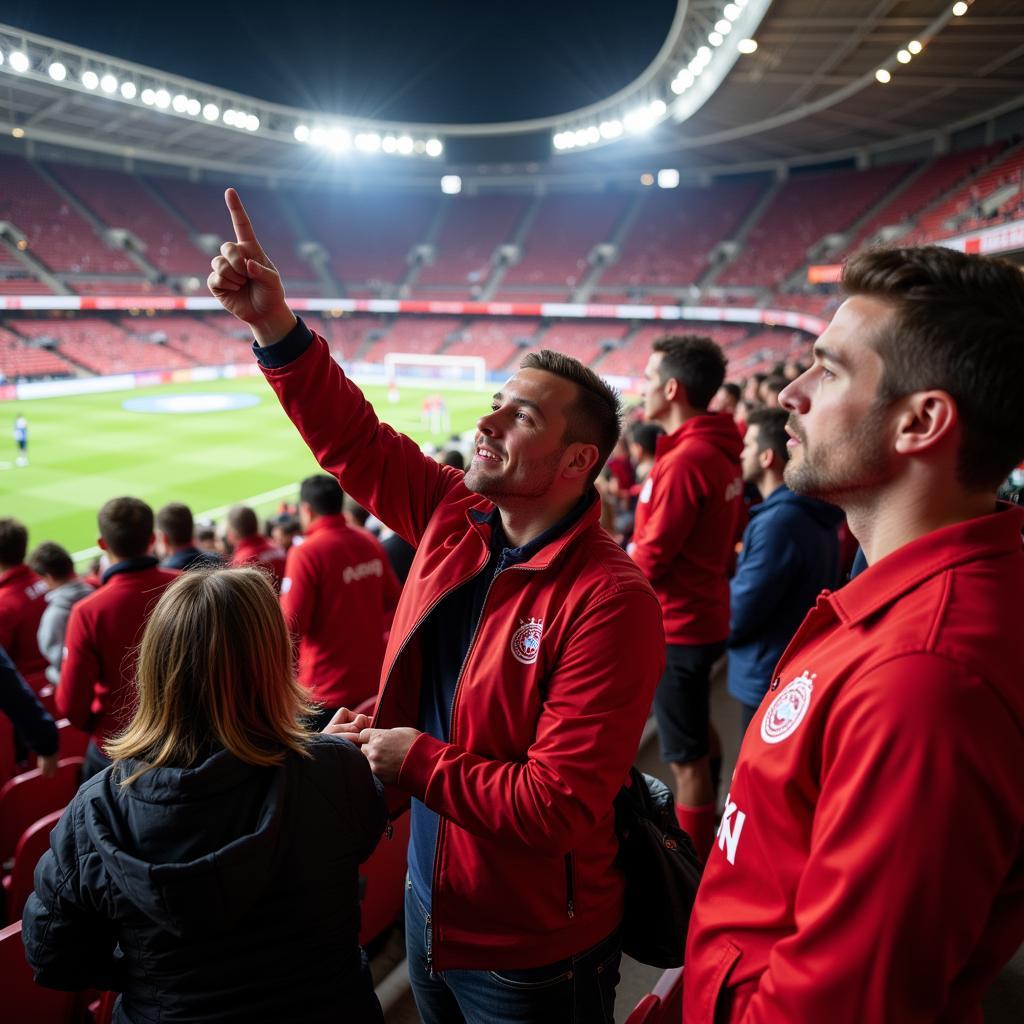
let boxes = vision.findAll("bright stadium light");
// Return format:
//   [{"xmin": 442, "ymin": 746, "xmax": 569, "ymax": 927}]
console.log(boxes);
[
  {"xmin": 246, "ymin": 114, "xmax": 260, "ymax": 131},
  {"xmin": 172, "ymin": 93, "xmax": 188, "ymax": 112},
  {"xmin": 101, "ymin": 74, "xmax": 118, "ymax": 94},
  {"xmin": 310, "ymin": 126, "xmax": 327, "ymax": 146},
  {"xmin": 737, "ymin": 38, "xmax": 758, "ymax": 54},
  {"xmin": 397, "ymin": 135, "xmax": 414, "ymax": 154},
  {"xmin": 573, "ymin": 128, "xmax": 590, "ymax": 146},
  {"xmin": 120, "ymin": 81, "xmax": 137, "ymax": 99},
  {"xmin": 875, "ymin": 68, "xmax": 892, "ymax": 83},
  {"xmin": 908, "ymin": 39, "xmax": 923, "ymax": 54},
  {"xmin": 382, "ymin": 135, "xmax": 398, "ymax": 153},
  {"xmin": 355, "ymin": 132, "xmax": 381, "ymax": 152},
  {"xmin": 326, "ymin": 126, "xmax": 351, "ymax": 152},
  {"xmin": 294, "ymin": 124, "xmax": 310, "ymax": 142},
  {"xmin": 414, "ymin": 139, "xmax": 426, "ymax": 154},
  {"xmin": 8, "ymin": 51, "xmax": 29, "ymax": 73},
  {"xmin": 952, "ymin": 2, "xmax": 968, "ymax": 15},
  {"xmin": 897, "ymin": 49, "xmax": 911, "ymax": 63},
  {"xmin": 141, "ymin": 88, "xmax": 156, "ymax": 105},
  {"xmin": 48, "ymin": 61, "xmax": 67, "ymax": 81},
  {"xmin": 723, "ymin": 3, "xmax": 741, "ymax": 19},
  {"xmin": 82, "ymin": 70, "xmax": 99, "ymax": 89},
  {"xmin": 0, "ymin": 52, "xmax": 4, "ymax": 67},
  {"xmin": 650, "ymin": 98, "xmax": 666, "ymax": 118},
  {"xmin": 186, "ymin": 98, "xmax": 201, "ymax": 116},
  {"xmin": 715, "ymin": 19, "xmax": 732, "ymax": 33},
  {"xmin": 553, "ymin": 132, "xmax": 568, "ymax": 150},
  {"xmin": 441, "ymin": 175, "xmax": 462, "ymax": 195},
  {"xmin": 599, "ymin": 119, "xmax": 622, "ymax": 139},
  {"xmin": 657, "ymin": 168, "xmax": 680, "ymax": 189},
  {"xmin": 223, "ymin": 108, "xmax": 238, "ymax": 126},
  {"xmin": 697, "ymin": 46, "xmax": 711, "ymax": 62},
  {"xmin": 709, "ymin": 32, "xmax": 724, "ymax": 46},
  {"xmin": 425, "ymin": 137, "xmax": 443, "ymax": 157},
  {"xmin": 154, "ymin": 89, "xmax": 171, "ymax": 109},
  {"xmin": 203, "ymin": 102, "xmax": 220, "ymax": 121}
]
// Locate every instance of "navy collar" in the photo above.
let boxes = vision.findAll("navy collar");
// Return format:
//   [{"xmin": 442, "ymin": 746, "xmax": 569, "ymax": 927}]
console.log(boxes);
[{"xmin": 102, "ymin": 555, "xmax": 160, "ymax": 584}]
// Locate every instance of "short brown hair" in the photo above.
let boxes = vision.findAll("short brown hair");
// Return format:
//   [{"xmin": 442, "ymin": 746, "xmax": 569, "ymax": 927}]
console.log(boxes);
[
  {"xmin": 155, "ymin": 502, "xmax": 195, "ymax": 547},
  {"xmin": 227, "ymin": 505, "xmax": 259, "ymax": 539},
  {"xmin": 746, "ymin": 407, "xmax": 790, "ymax": 465},
  {"xmin": 98, "ymin": 497, "xmax": 153, "ymax": 559},
  {"xmin": 106, "ymin": 567, "xmax": 315, "ymax": 785},
  {"xmin": 653, "ymin": 335, "xmax": 728, "ymax": 410},
  {"xmin": 844, "ymin": 246, "xmax": 1024, "ymax": 491},
  {"xmin": 28, "ymin": 541, "xmax": 75, "ymax": 580},
  {"xmin": 520, "ymin": 349, "xmax": 622, "ymax": 487},
  {"xmin": 0, "ymin": 518, "xmax": 28, "ymax": 567}
]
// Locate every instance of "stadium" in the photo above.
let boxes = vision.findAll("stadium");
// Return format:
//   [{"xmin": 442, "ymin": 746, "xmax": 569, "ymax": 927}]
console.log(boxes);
[{"xmin": 1, "ymin": 1, "xmax": 1023, "ymax": 1021}]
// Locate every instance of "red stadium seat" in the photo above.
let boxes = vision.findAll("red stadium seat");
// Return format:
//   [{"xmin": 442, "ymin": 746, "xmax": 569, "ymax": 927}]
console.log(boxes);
[
  {"xmin": 0, "ymin": 715, "xmax": 16, "ymax": 787},
  {"xmin": 0, "ymin": 920, "xmax": 78, "ymax": 1022},
  {"xmin": 0, "ymin": 758, "xmax": 82, "ymax": 868},
  {"xmin": 3, "ymin": 808, "xmax": 62, "ymax": 923},
  {"xmin": 625, "ymin": 967, "xmax": 684, "ymax": 1024},
  {"xmin": 55, "ymin": 721, "xmax": 90, "ymax": 761}
]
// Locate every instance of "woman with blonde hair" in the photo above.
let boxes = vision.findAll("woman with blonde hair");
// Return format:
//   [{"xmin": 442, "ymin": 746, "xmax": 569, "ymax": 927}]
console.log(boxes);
[{"xmin": 23, "ymin": 567, "xmax": 387, "ymax": 1023}]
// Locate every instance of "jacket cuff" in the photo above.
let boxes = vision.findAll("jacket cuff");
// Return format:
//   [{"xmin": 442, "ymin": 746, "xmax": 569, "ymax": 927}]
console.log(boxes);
[
  {"xmin": 251, "ymin": 316, "xmax": 314, "ymax": 368},
  {"xmin": 398, "ymin": 731, "xmax": 446, "ymax": 799}
]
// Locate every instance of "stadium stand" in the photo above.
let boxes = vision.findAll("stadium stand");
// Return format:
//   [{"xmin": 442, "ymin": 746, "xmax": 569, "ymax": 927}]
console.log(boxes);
[
  {"xmin": 306, "ymin": 314, "xmax": 386, "ymax": 362},
  {"xmin": 0, "ymin": 325, "xmax": 76, "ymax": 379},
  {"xmin": 119, "ymin": 315, "xmax": 254, "ymax": 366},
  {"xmin": 598, "ymin": 323, "xmax": 749, "ymax": 378},
  {"xmin": 535, "ymin": 319, "xmax": 629, "ymax": 365},
  {"xmin": 443, "ymin": 318, "xmax": 540, "ymax": 372},
  {"xmin": 360, "ymin": 316, "xmax": 462, "ymax": 363}
]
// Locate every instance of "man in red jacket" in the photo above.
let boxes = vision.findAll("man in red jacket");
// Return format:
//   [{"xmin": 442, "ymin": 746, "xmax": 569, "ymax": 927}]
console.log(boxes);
[
  {"xmin": 0, "ymin": 517, "xmax": 49, "ymax": 691},
  {"xmin": 684, "ymin": 246, "xmax": 1024, "ymax": 1023},
  {"xmin": 226, "ymin": 504, "xmax": 286, "ymax": 589},
  {"xmin": 58, "ymin": 497, "xmax": 178, "ymax": 779},
  {"xmin": 631, "ymin": 335, "xmax": 743, "ymax": 860},
  {"xmin": 208, "ymin": 188, "xmax": 665, "ymax": 1024},
  {"xmin": 282, "ymin": 474, "xmax": 400, "ymax": 729}
]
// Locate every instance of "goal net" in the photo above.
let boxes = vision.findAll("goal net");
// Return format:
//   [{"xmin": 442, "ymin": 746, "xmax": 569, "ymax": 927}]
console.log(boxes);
[{"xmin": 383, "ymin": 351, "xmax": 487, "ymax": 389}]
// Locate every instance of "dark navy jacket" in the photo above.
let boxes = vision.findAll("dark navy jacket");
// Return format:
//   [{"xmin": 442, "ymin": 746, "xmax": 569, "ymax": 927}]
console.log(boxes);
[
  {"xmin": 23, "ymin": 735, "xmax": 386, "ymax": 1023},
  {"xmin": 0, "ymin": 644, "xmax": 57, "ymax": 756},
  {"xmin": 727, "ymin": 485, "xmax": 843, "ymax": 708}
]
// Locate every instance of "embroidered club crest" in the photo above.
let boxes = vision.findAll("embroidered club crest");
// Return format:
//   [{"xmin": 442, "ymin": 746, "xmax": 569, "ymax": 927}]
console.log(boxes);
[
  {"xmin": 510, "ymin": 617, "xmax": 543, "ymax": 665},
  {"xmin": 760, "ymin": 670, "xmax": 815, "ymax": 744}
]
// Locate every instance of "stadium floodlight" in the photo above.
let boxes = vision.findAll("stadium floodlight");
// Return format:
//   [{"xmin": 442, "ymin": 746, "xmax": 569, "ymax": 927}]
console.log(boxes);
[
  {"xmin": 735, "ymin": 0, "xmax": 748, "ymax": 6},
  {"xmin": 553, "ymin": 132, "xmax": 567, "ymax": 149},
  {"xmin": 172, "ymin": 93, "xmax": 189, "ymax": 112},
  {"xmin": 48, "ymin": 61, "xmax": 67, "ymax": 81},
  {"xmin": 640, "ymin": 173, "xmax": 654, "ymax": 186},
  {"xmin": 246, "ymin": 114, "xmax": 260, "ymax": 131},
  {"xmin": 294, "ymin": 124, "xmax": 310, "ymax": 142},
  {"xmin": 82, "ymin": 70, "xmax": 99, "ymax": 89},
  {"xmin": 573, "ymin": 127, "xmax": 590, "ymax": 146},
  {"xmin": 121, "ymin": 81, "xmax": 137, "ymax": 99},
  {"xmin": 309, "ymin": 126, "xmax": 327, "ymax": 146},
  {"xmin": 9, "ymin": 51, "xmax": 29, "ymax": 73},
  {"xmin": 101, "ymin": 74, "xmax": 118, "ymax": 94},
  {"xmin": 715, "ymin": 19, "xmax": 732, "ymax": 34},
  {"xmin": 12, "ymin": 127, "xmax": 24, "ymax": 138},
  {"xmin": 397, "ymin": 135, "xmax": 414, "ymax": 155},
  {"xmin": 186, "ymin": 98, "xmax": 200, "ymax": 116},
  {"xmin": 154, "ymin": 89, "xmax": 171, "ymax": 109},
  {"xmin": 440, "ymin": 175, "xmax": 462, "ymax": 195},
  {"xmin": 908, "ymin": 40, "xmax": 923, "ymax": 54},
  {"xmin": 326, "ymin": 126, "xmax": 351, "ymax": 152},
  {"xmin": 382, "ymin": 135, "xmax": 398, "ymax": 153},
  {"xmin": 875, "ymin": 68, "xmax": 892, "ymax": 83},
  {"xmin": 650, "ymin": 99, "xmax": 667, "ymax": 118},
  {"xmin": 737, "ymin": 38, "xmax": 758, "ymax": 54},
  {"xmin": 223, "ymin": 108, "xmax": 238, "ymax": 126},
  {"xmin": 599, "ymin": 119, "xmax": 622, "ymax": 139},
  {"xmin": 723, "ymin": 3, "xmax": 741, "ymax": 19},
  {"xmin": 897, "ymin": 49, "xmax": 911, "ymax": 63},
  {"xmin": 355, "ymin": 132, "xmax": 381, "ymax": 152},
  {"xmin": 709, "ymin": 32, "xmax": 723, "ymax": 47},
  {"xmin": 141, "ymin": 88, "xmax": 156, "ymax": 105},
  {"xmin": 952, "ymin": 1, "xmax": 968, "ymax": 15},
  {"xmin": 0, "ymin": 52, "xmax": 4, "ymax": 67},
  {"xmin": 414, "ymin": 139, "xmax": 426, "ymax": 154},
  {"xmin": 657, "ymin": 169, "xmax": 680, "ymax": 189},
  {"xmin": 697, "ymin": 46, "xmax": 711, "ymax": 62},
  {"xmin": 203, "ymin": 102, "xmax": 219, "ymax": 121},
  {"xmin": 585, "ymin": 125, "xmax": 600, "ymax": 144},
  {"xmin": 425, "ymin": 138, "xmax": 443, "ymax": 157}
]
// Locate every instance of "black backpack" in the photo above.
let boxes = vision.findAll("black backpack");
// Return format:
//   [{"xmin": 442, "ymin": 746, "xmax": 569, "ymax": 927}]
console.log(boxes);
[{"xmin": 614, "ymin": 767, "xmax": 704, "ymax": 968}]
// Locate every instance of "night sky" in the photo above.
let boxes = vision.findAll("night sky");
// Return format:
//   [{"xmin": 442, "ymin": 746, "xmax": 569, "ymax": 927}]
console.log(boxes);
[{"xmin": 10, "ymin": 1, "xmax": 677, "ymax": 123}]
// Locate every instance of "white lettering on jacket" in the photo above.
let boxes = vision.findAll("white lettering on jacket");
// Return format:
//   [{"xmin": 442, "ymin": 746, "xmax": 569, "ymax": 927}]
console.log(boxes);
[
  {"xmin": 717, "ymin": 793, "xmax": 747, "ymax": 866},
  {"xmin": 725, "ymin": 476, "xmax": 743, "ymax": 503},
  {"xmin": 342, "ymin": 559, "xmax": 384, "ymax": 584}
]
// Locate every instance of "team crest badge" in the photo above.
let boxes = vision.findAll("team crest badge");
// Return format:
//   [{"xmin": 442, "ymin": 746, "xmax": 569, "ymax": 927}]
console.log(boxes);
[
  {"xmin": 760, "ymin": 670, "xmax": 816, "ymax": 744},
  {"xmin": 510, "ymin": 617, "xmax": 544, "ymax": 665}
]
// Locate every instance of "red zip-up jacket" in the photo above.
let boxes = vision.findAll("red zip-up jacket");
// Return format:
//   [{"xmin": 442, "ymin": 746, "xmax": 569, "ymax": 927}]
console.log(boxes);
[
  {"xmin": 684, "ymin": 506, "xmax": 1024, "ymax": 1024},
  {"xmin": 631, "ymin": 414, "xmax": 743, "ymax": 644},
  {"xmin": 57, "ymin": 563, "xmax": 179, "ymax": 743},
  {"xmin": 230, "ymin": 535, "xmax": 286, "ymax": 590},
  {"xmin": 260, "ymin": 329, "xmax": 665, "ymax": 971},
  {"xmin": 0, "ymin": 563, "xmax": 49, "ymax": 690},
  {"xmin": 280, "ymin": 514, "xmax": 400, "ymax": 709}
]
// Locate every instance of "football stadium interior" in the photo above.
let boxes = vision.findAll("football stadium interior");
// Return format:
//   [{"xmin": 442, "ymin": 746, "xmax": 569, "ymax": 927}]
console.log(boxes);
[{"xmin": 1, "ymin": 1, "xmax": 1023, "ymax": 1020}]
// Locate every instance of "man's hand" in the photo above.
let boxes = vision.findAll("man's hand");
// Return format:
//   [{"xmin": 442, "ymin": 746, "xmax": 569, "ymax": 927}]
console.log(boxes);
[
  {"xmin": 322, "ymin": 706, "xmax": 372, "ymax": 739},
  {"xmin": 357, "ymin": 727, "xmax": 421, "ymax": 785},
  {"xmin": 207, "ymin": 188, "xmax": 296, "ymax": 345},
  {"xmin": 37, "ymin": 753, "xmax": 59, "ymax": 778}
]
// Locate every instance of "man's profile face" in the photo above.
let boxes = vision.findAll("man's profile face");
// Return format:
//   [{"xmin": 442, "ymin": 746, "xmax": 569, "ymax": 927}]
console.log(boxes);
[
  {"xmin": 779, "ymin": 295, "xmax": 896, "ymax": 504},
  {"xmin": 740, "ymin": 425, "xmax": 765, "ymax": 486},
  {"xmin": 642, "ymin": 352, "xmax": 669, "ymax": 424},
  {"xmin": 464, "ymin": 368, "xmax": 577, "ymax": 504}
]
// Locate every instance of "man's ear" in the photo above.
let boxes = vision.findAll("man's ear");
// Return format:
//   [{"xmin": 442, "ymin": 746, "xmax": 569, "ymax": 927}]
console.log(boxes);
[
  {"xmin": 892, "ymin": 390, "xmax": 959, "ymax": 458},
  {"xmin": 563, "ymin": 443, "xmax": 600, "ymax": 482},
  {"xmin": 97, "ymin": 537, "xmax": 108, "ymax": 552}
]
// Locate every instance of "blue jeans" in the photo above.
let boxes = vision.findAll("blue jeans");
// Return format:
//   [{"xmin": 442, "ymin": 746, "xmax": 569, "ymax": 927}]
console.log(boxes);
[{"xmin": 405, "ymin": 879, "xmax": 621, "ymax": 1024}]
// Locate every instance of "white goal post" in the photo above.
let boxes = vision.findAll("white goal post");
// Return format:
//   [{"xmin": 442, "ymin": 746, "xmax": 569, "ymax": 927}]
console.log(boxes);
[{"xmin": 383, "ymin": 351, "xmax": 487, "ymax": 389}]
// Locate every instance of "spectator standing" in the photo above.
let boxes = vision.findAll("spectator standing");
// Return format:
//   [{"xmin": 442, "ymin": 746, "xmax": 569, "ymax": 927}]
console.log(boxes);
[
  {"xmin": 685, "ymin": 247, "xmax": 1024, "ymax": 1022},
  {"xmin": 227, "ymin": 505, "xmax": 286, "ymax": 588},
  {"xmin": 0, "ymin": 517, "xmax": 49, "ymax": 691},
  {"xmin": 57, "ymin": 497, "xmax": 178, "ymax": 780},
  {"xmin": 281, "ymin": 475, "xmax": 400, "ymax": 729},
  {"xmin": 630, "ymin": 335, "xmax": 743, "ymax": 861},
  {"xmin": 155, "ymin": 502, "xmax": 222, "ymax": 571},
  {"xmin": 726, "ymin": 408, "xmax": 841, "ymax": 733},
  {"xmin": 28, "ymin": 542, "xmax": 94, "ymax": 687},
  {"xmin": 0, "ymin": 645, "xmax": 58, "ymax": 776},
  {"xmin": 207, "ymin": 188, "xmax": 664, "ymax": 1024}
]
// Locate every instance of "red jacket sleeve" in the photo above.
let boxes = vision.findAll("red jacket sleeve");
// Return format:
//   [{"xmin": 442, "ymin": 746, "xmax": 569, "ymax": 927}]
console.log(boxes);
[
  {"xmin": 397, "ymin": 586, "xmax": 665, "ymax": 852},
  {"xmin": 262, "ymin": 333, "xmax": 467, "ymax": 546},
  {"xmin": 630, "ymin": 458, "xmax": 701, "ymax": 583},
  {"xmin": 55, "ymin": 603, "xmax": 98, "ymax": 733},
  {"xmin": 280, "ymin": 545, "xmax": 316, "ymax": 637},
  {"xmin": 741, "ymin": 652, "xmax": 1022, "ymax": 1023}
]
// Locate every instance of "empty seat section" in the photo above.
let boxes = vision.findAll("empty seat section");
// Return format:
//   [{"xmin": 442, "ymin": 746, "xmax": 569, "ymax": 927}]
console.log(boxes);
[
  {"xmin": 360, "ymin": 316, "xmax": 462, "ymax": 364},
  {"xmin": 120, "ymin": 315, "xmax": 253, "ymax": 365},
  {"xmin": 0, "ymin": 324, "xmax": 76, "ymax": 378},
  {"xmin": 306, "ymin": 315, "xmax": 384, "ymax": 362},
  {"xmin": 537, "ymin": 320, "xmax": 627, "ymax": 366},
  {"xmin": 444, "ymin": 318, "xmax": 539, "ymax": 371}
]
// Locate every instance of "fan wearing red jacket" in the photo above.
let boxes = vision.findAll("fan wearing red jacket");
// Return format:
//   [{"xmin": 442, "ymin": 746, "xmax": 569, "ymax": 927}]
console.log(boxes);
[
  {"xmin": 281, "ymin": 474, "xmax": 401, "ymax": 729},
  {"xmin": 630, "ymin": 335, "xmax": 743, "ymax": 860},
  {"xmin": 227, "ymin": 504, "xmax": 286, "ymax": 589},
  {"xmin": 208, "ymin": 188, "xmax": 665, "ymax": 1024},
  {"xmin": 684, "ymin": 246, "xmax": 1024, "ymax": 1023},
  {"xmin": 58, "ymin": 497, "xmax": 178, "ymax": 780},
  {"xmin": 0, "ymin": 517, "xmax": 49, "ymax": 691}
]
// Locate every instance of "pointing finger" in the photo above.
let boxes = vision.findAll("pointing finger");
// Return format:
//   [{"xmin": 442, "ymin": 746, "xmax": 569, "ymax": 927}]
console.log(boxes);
[{"xmin": 225, "ymin": 187, "xmax": 258, "ymax": 246}]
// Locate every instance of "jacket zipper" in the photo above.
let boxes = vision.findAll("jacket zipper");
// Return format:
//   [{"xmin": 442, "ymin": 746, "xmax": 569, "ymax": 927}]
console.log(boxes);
[{"xmin": 564, "ymin": 852, "xmax": 575, "ymax": 919}]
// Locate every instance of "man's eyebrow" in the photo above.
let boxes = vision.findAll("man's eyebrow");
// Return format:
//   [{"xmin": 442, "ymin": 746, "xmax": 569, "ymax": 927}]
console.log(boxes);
[
  {"xmin": 812, "ymin": 343, "xmax": 848, "ymax": 367},
  {"xmin": 492, "ymin": 391, "xmax": 545, "ymax": 420}
]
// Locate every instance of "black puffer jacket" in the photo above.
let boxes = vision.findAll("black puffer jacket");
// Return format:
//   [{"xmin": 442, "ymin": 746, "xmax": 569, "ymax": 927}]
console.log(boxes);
[{"xmin": 22, "ymin": 734, "xmax": 387, "ymax": 1023}]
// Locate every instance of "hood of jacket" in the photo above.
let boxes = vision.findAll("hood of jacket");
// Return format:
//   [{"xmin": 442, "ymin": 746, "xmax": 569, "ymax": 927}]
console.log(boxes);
[
  {"xmin": 658, "ymin": 412, "xmax": 743, "ymax": 463},
  {"xmin": 81, "ymin": 748, "xmax": 286, "ymax": 939},
  {"xmin": 43, "ymin": 578, "xmax": 93, "ymax": 611},
  {"xmin": 751, "ymin": 484, "xmax": 845, "ymax": 530}
]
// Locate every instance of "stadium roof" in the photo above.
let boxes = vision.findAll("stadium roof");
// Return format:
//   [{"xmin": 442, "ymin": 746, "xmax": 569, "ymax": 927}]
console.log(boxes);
[{"xmin": 0, "ymin": 1, "xmax": 1022, "ymax": 185}]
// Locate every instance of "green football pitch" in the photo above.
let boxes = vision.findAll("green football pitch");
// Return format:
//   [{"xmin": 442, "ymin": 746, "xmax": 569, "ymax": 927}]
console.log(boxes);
[{"xmin": 2, "ymin": 376, "xmax": 491, "ymax": 564}]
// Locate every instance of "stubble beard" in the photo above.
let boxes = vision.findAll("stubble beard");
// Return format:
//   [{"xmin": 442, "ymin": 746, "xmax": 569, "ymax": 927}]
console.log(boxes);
[{"xmin": 465, "ymin": 449, "xmax": 564, "ymax": 504}]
